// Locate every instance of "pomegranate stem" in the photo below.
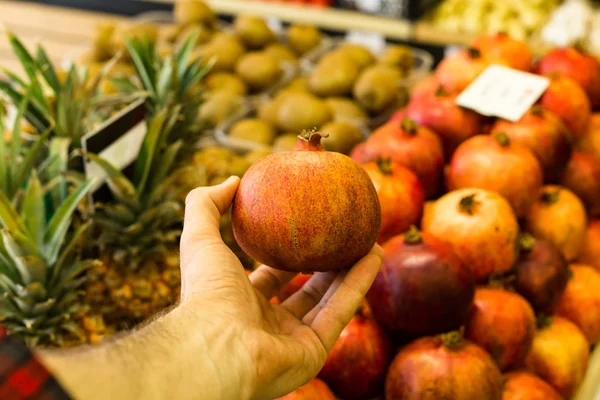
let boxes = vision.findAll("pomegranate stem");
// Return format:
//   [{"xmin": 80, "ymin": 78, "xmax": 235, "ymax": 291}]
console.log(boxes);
[
  {"xmin": 458, "ymin": 194, "xmax": 480, "ymax": 215},
  {"xmin": 403, "ymin": 225, "xmax": 422, "ymax": 244},
  {"xmin": 376, "ymin": 157, "xmax": 394, "ymax": 175},
  {"xmin": 400, "ymin": 118, "xmax": 418, "ymax": 135},
  {"xmin": 519, "ymin": 233, "xmax": 536, "ymax": 253}
]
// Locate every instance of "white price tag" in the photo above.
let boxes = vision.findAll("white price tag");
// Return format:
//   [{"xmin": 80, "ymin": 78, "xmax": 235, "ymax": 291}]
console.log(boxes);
[
  {"xmin": 456, "ymin": 65, "xmax": 550, "ymax": 122},
  {"xmin": 266, "ymin": 16, "xmax": 283, "ymax": 34},
  {"xmin": 345, "ymin": 31, "xmax": 386, "ymax": 55}
]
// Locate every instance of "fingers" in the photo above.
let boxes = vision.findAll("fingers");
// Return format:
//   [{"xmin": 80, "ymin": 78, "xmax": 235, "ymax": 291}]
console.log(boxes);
[
  {"xmin": 250, "ymin": 266, "xmax": 298, "ymax": 301},
  {"xmin": 307, "ymin": 245, "xmax": 383, "ymax": 351},
  {"xmin": 280, "ymin": 271, "xmax": 339, "ymax": 319}
]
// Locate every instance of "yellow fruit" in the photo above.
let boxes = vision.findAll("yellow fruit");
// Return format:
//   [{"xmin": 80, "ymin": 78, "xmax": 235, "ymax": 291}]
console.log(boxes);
[
  {"xmin": 276, "ymin": 92, "xmax": 332, "ymax": 132},
  {"xmin": 309, "ymin": 52, "xmax": 360, "ymax": 97},
  {"xmin": 320, "ymin": 121, "xmax": 364, "ymax": 154},
  {"xmin": 235, "ymin": 52, "xmax": 282, "ymax": 92},
  {"xmin": 287, "ymin": 24, "xmax": 322, "ymax": 55},
  {"xmin": 353, "ymin": 65, "xmax": 402, "ymax": 113},
  {"xmin": 336, "ymin": 43, "xmax": 375, "ymax": 70},
  {"xmin": 234, "ymin": 15, "xmax": 276, "ymax": 49},
  {"xmin": 199, "ymin": 92, "xmax": 243, "ymax": 128},
  {"xmin": 272, "ymin": 133, "xmax": 300, "ymax": 152},
  {"xmin": 230, "ymin": 118, "xmax": 277, "ymax": 145},
  {"xmin": 264, "ymin": 43, "xmax": 298, "ymax": 63},
  {"xmin": 205, "ymin": 72, "xmax": 248, "ymax": 96},
  {"xmin": 174, "ymin": 0, "xmax": 217, "ymax": 28}
]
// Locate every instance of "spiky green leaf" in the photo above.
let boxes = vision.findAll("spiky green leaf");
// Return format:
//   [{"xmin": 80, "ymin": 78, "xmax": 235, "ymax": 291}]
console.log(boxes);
[{"xmin": 22, "ymin": 172, "xmax": 45, "ymax": 250}]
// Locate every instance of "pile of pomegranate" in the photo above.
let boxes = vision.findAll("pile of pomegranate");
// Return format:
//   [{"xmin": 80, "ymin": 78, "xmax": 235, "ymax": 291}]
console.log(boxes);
[{"xmin": 235, "ymin": 33, "xmax": 600, "ymax": 400}]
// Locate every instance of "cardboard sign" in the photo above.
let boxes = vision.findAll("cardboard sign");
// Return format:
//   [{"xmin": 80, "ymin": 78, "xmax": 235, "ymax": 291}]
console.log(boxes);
[{"xmin": 456, "ymin": 65, "xmax": 550, "ymax": 122}]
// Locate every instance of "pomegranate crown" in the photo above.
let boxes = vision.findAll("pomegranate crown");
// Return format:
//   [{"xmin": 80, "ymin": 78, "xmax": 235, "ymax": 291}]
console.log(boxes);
[
  {"xmin": 458, "ymin": 193, "xmax": 480, "ymax": 215},
  {"xmin": 403, "ymin": 225, "xmax": 422, "ymax": 244},
  {"xmin": 298, "ymin": 128, "xmax": 329, "ymax": 142},
  {"xmin": 376, "ymin": 157, "xmax": 394, "ymax": 175},
  {"xmin": 400, "ymin": 118, "xmax": 419, "ymax": 135},
  {"xmin": 518, "ymin": 233, "xmax": 536, "ymax": 253},
  {"xmin": 440, "ymin": 327, "xmax": 465, "ymax": 350},
  {"xmin": 540, "ymin": 190, "xmax": 560, "ymax": 205},
  {"xmin": 467, "ymin": 47, "xmax": 482, "ymax": 59},
  {"xmin": 536, "ymin": 314, "xmax": 552, "ymax": 330},
  {"xmin": 493, "ymin": 132, "xmax": 511, "ymax": 147}
]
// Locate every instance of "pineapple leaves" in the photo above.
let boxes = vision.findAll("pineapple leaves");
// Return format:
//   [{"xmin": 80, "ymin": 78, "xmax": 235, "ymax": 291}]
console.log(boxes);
[
  {"xmin": 175, "ymin": 28, "xmax": 201, "ymax": 79},
  {"xmin": 22, "ymin": 172, "xmax": 46, "ymax": 250},
  {"xmin": 0, "ymin": 189, "xmax": 27, "ymax": 235},
  {"xmin": 81, "ymin": 151, "xmax": 137, "ymax": 206},
  {"xmin": 125, "ymin": 38, "xmax": 156, "ymax": 100},
  {"xmin": 35, "ymin": 46, "xmax": 60, "ymax": 93},
  {"xmin": 46, "ymin": 138, "xmax": 71, "ymax": 211},
  {"xmin": 0, "ymin": 106, "xmax": 7, "ymax": 195}
]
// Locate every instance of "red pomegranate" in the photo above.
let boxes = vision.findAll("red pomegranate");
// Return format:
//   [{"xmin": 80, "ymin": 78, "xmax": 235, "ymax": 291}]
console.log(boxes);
[
  {"xmin": 464, "ymin": 287, "xmax": 535, "ymax": 371},
  {"xmin": 276, "ymin": 378, "xmax": 336, "ymax": 400},
  {"xmin": 385, "ymin": 331, "xmax": 503, "ymax": 400},
  {"xmin": 232, "ymin": 131, "xmax": 381, "ymax": 272},
  {"xmin": 537, "ymin": 47, "xmax": 600, "ymax": 108},
  {"xmin": 410, "ymin": 74, "xmax": 440, "ymax": 102},
  {"xmin": 367, "ymin": 227, "xmax": 474, "ymax": 337},
  {"xmin": 401, "ymin": 88, "xmax": 482, "ymax": 157},
  {"xmin": 471, "ymin": 33, "xmax": 533, "ymax": 71},
  {"xmin": 560, "ymin": 151, "xmax": 600, "ymax": 217},
  {"xmin": 556, "ymin": 264, "xmax": 600, "ymax": 344},
  {"xmin": 539, "ymin": 73, "xmax": 591, "ymax": 140},
  {"xmin": 578, "ymin": 219, "xmax": 600, "ymax": 270},
  {"xmin": 361, "ymin": 158, "xmax": 424, "ymax": 244},
  {"xmin": 514, "ymin": 234, "xmax": 569, "ymax": 314},
  {"xmin": 524, "ymin": 185, "xmax": 587, "ymax": 261},
  {"xmin": 435, "ymin": 48, "xmax": 490, "ymax": 94},
  {"xmin": 351, "ymin": 118, "xmax": 444, "ymax": 198},
  {"xmin": 318, "ymin": 308, "xmax": 391, "ymax": 400},
  {"xmin": 446, "ymin": 133, "xmax": 543, "ymax": 217},
  {"xmin": 490, "ymin": 106, "xmax": 572, "ymax": 182},
  {"xmin": 277, "ymin": 274, "xmax": 311, "ymax": 302},
  {"xmin": 502, "ymin": 371, "xmax": 563, "ymax": 400},
  {"xmin": 422, "ymin": 188, "xmax": 519, "ymax": 282},
  {"xmin": 525, "ymin": 316, "xmax": 589, "ymax": 399},
  {"xmin": 577, "ymin": 113, "xmax": 600, "ymax": 160}
]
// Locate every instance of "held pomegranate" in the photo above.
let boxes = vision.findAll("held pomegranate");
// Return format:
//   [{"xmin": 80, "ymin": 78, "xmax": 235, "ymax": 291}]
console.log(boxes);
[
  {"xmin": 471, "ymin": 33, "xmax": 533, "ymax": 71},
  {"xmin": 537, "ymin": 47, "xmax": 600, "ymax": 108},
  {"xmin": 277, "ymin": 273, "xmax": 311, "ymax": 302},
  {"xmin": 351, "ymin": 118, "xmax": 444, "ymax": 198},
  {"xmin": 318, "ymin": 308, "xmax": 391, "ymax": 400},
  {"xmin": 560, "ymin": 151, "xmax": 600, "ymax": 217},
  {"xmin": 556, "ymin": 264, "xmax": 600, "ymax": 344},
  {"xmin": 276, "ymin": 378, "xmax": 336, "ymax": 400},
  {"xmin": 539, "ymin": 73, "xmax": 591, "ymax": 140},
  {"xmin": 367, "ymin": 227, "xmax": 475, "ymax": 337},
  {"xmin": 446, "ymin": 133, "xmax": 543, "ymax": 217},
  {"xmin": 385, "ymin": 330, "xmax": 503, "ymax": 400},
  {"xmin": 361, "ymin": 159, "xmax": 424, "ymax": 244},
  {"xmin": 464, "ymin": 287, "xmax": 535, "ymax": 371},
  {"xmin": 577, "ymin": 113, "xmax": 600, "ymax": 161},
  {"xmin": 491, "ymin": 106, "xmax": 572, "ymax": 182},
  {"xmin": 514, "ymin": 234, "xmax": 569, "ymax": 313},
  {"xmin": 435, "ymin": 48, "xmax": 490, "ymax": 94},
  {"xmin": 524, "ymin": 185, "xmax": 587, "ymax": 262},
  {"xmin": 502, "ymin": 371, "xmax": 563, "ymax": 400},
  {"xmin": 422, "ymin": 188, "xmax": 519, "ymax": 282},
  {"xmin": 525, "ymin": 316, "xmax": 589, "ymax": 399},
  {"xmin": 578, "ymin": 219, "xmax": 600, "ymax": 270},
  {"xmin": 232, "ymin": 131, "xmax": 381, "ymax": 272}
]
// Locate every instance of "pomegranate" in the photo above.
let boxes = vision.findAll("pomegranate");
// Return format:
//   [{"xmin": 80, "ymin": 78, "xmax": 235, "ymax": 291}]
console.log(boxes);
[
  {"xmin": 537, "ymin": 47, "xmax": 600, "ymax": 108},
  {"xmin": 351, "ymin": 118, "xmax": 444, "ymax": 198},
  {"xmin": 276, "ymin": 378, "xmax": 335, "ymax": 400},
  {"xmin": 277, "ymin": 273, "xmax": 311, "ymax": 302},
  {"xmin": 367, "ymin": 227, "xmax": 474, "ymax": 336},
  {"xmin": 502, "ymin": 371, "xmax": 563, "ymax": 400},
  {"xmin": 539, "ymin": 73, "xmax": 591, "ymax": 140},
  {"xmin": 524, "ymin": 185, "xmax": 587, "ymax": 261},
  {"xmin": 232, "ymin": 131, "xmax": 381, "ymax": 272},
  {"xmin": 421, "ymin": 188, "xmax": 519, "ymax": 282},
  {"xmin": 577, "ymin": 113, "xmax": 600, "ymax": 160},
  {"xmin": 490, "ymin": 106, "xmax": 572, "ymax": 182},
  {"xmin": 385, "ymin": 330, "xmax": 503, "ymax": 400},
  {"xmin": 556, "ymin": 264, "xmax": 600, "ymax": 344},
  {"xmin": 401, "ymin": 88, "xmax": 482, "ymax": 157},
  {"xmin": 578, "ymin": 219, "xmax": 600, "ymax": 270},
  {"xmin": 560, "ymin": 151, "xmax": 600, "ymax": 217},
  {"xmin": 464, "ymin": 287, "xmax": 535, "ymax": 371},
  {"xmin": 471, "ymin": 33, "xmax": 533, "ymax": 71},
  {"xmin": 446, "ymin": 133, "xmax": 543, "ymax": 217},
  {"xmin": 514, "ymin": 234, "xmax": 569, "ymax": 313},
  {"xmin": 410, "ymin": 74, "xmax": 440, "ymax": 102},
  {"xmin": 318, "ymin": 308, "xmax": 391, "ymax": 400},
  {"xmin": 361, "ymin": 158, "xmax": 424, "ymax": 244},
  {"xmin": 525, "ymin": 316, "xmax": 589, "ymax": 399},
  {"xmin": 435, "ymin": 48, "xmax": 490, "ymax": 94}
]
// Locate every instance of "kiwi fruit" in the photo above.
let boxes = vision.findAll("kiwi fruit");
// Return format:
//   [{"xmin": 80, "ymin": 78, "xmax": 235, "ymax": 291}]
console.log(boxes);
[
  {"xmin": 245, "ymin": 149, "xmax": 272, "ymax": 164},
  {"xmin": 276, "ymin": 92, "xmax": 332, "ymax": 132},
  {"xmin": 197, "ymin": 33, "xmax": 246, "ymax": 72},
  {"xmin": 325, "ymin": 97, "xmax": 368, "ymax": 123},
  {"xmin": 378, "ymin": 45, "xmax": 413, "ymax": 71},
  {"xmin": 287, "ymin": 24, "xmax": 322, "ymax": 55},
  {"xmin": 91, "ymin": 22, "xmax": 116, "ymax": 61},
  {"xmin": 230, "ymin": 118, "xmax": 277, "ymax": 145},
  {"xmin": 309, "ymin": 52, "xmax": 360, "ymax": 97},
  {"xmin": 235, "ymin": 52, "xmax": 282, "ymax": 92},
  {"xmin": 176, "ymin": 24, "xmax": 213, "ymax": 48},
  {"xmin": 199, "ymin": 92, "xmax": 242, "ymax": 128},
  {"xmin": 320, "ymin": 122, "xmax": 364, "ymax": 154},
  {"xmin": 264, "ymin": 43, "xmax": 298, "ymax": 63},
  {"xmin": 335, "ymin": 44, "xmax": 375, "ymax": 70},
  {"xmin": 205, "ymin": 72, "xmax": 248, "ymax": 96},
  {"xmin": 234, "ymin": 15, "xmax": 276, "ymax": 50},
  {"xmin": 272, "ymin": 133, "xmax": 300, "ymax": 152},
  {"xmin": 285, "ymin": 76, "xmax": 310, "ymax": 92},
  {"xmin": 174, "ymin": 0, "xmax": 217, "ymax": 28},
  {"xmin": 353, "ymin": 65, "xmax": 402, "ymax": 114},
  {"xmin": 229, "ymin": 156, "xmax": 252, "ymax": 176}
]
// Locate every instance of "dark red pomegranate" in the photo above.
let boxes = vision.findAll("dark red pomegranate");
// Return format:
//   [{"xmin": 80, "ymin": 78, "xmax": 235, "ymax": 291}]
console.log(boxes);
[
  {"xmin": 232, "ymin": 131, "xmax": 381, "ymax": 272},
  {"xmin": 502, "ymin": 371, "xmax": 563, "ymax": 400},
  {"xmin": 579, "ymin": 219, "xmax": 600, "ymax": 270},
  {"xmin": 276, "ymin": 378, "xmax": 336, "ymax": 400},
  {"xmin": 277, "ymin": 274, "xmax": 311, "ymax": 302},
  {"xmin": 471, "ymin": 33, "xmax": 533, "ymax": 71},
  {"xmin": 366, "ymin": 227, "xmax": 474, "ymax": 337},
  {"xmin": 385, "ymin": 331, "xmax": 503, "ymax": 400},
  {"xmin": 422, "ymin": 188, "xmax": 519, "ymax": 282},
  {"xmin": 318, "ymin": 308, "xmax": 391, "ymax": 400},
  {"xmin": 464, "ymin": 287, "xmax": 535, "ymax": 371},
  {"xmin": 491, "ymin": 105, "xmax": 572, "ymax": 182},
  {"xmin": 560, "ymin": 151, "xmax": 600, "ymax": 217},
  {"xmin": 351, "ymin": 118, "xmax": 444, "ymax": 198},
  {"xmin": 361, "ymin": 158, "xmax": 424, "ymax": 244},
  {"xmin": 435, "ymin": 48, "xmax": 490, "ymax": 94},
  {"xmin": 514, "ymin": 234, "xmax": 569, "ymax": 314},
  {"xmin": 537, "ymin": 47, "xmax": 600, "ymax": 108},
  {"xmin": 446, "ymin": 133, "xmax": 543, "ymax": 217}
]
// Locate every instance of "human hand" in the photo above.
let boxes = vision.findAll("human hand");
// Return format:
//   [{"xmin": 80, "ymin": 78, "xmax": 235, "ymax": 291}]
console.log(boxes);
[{"xmin": 180, "ymin": 176, "xmax": 383, "ymax": 399}]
